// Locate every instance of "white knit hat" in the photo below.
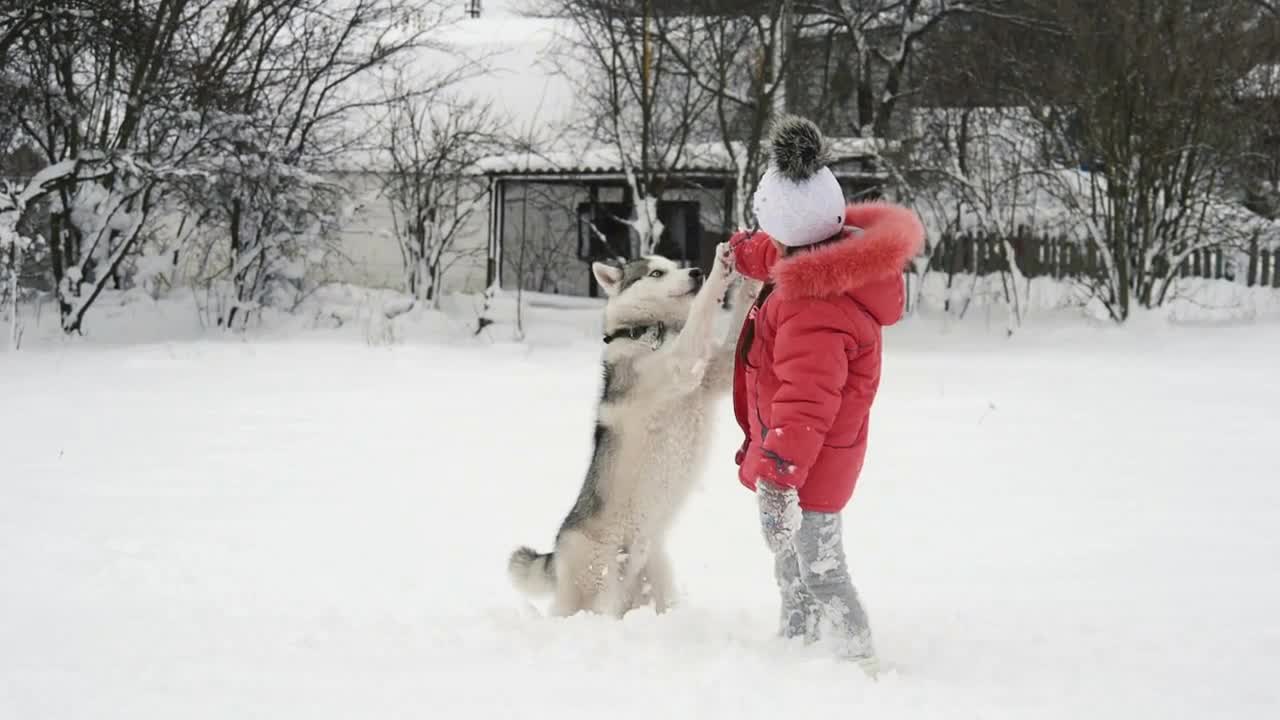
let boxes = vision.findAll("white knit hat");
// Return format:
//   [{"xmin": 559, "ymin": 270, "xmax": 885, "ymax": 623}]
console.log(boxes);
[{"xmin": 751, "ymin": 116, "xmax": 846, "ymax": 248}]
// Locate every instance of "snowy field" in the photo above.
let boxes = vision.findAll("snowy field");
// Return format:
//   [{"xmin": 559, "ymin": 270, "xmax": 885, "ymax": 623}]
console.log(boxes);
[{"xmin": 3, "ymin": 294, "xmax": 1280, "ymax": 719}]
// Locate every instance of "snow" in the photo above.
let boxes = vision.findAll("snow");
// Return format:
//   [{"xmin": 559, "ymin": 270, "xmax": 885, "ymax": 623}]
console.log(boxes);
[
  {"xmin": 3, "ymin": 290, "xmax": 1280, "ymax": 719},
  {"xmin": 1235, "ymin": 62, "xmax": 1280, "ymax": 99},
  {"xmin": 474, "ymin": 138, "xmax": 882, "ymax": 176},
  {"xmin": 8, "ymin": 159, "xmax": 78, "ymax": 207}
]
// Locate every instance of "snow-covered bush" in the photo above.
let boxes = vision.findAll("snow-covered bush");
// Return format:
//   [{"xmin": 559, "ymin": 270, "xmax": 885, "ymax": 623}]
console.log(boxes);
[
  {"xmin": 172, "ymin": 134, "xmax": 348, "ymax": 329},
  {"xmin": 1, "ymin": 171, "xmax": 56, "ymax": 348},
  {"xmin": 1, "ymin": 0, "xmax": 461, "ymax": 333},
  {"xmin": 0, "ymin": 213, "xmax": 31, "ymax": 350}
]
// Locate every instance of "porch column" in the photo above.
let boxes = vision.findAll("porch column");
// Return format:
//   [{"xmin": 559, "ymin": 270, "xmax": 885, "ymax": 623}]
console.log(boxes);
[{"xmin": 486, "ymin": 177, "xmax": 505, "ymax": 289}]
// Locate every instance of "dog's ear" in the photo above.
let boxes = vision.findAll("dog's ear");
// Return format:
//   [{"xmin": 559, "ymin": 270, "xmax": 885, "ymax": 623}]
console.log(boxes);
[{"xmin": 592, "ymin": 261, "xmax": 624, "ymax": 296}]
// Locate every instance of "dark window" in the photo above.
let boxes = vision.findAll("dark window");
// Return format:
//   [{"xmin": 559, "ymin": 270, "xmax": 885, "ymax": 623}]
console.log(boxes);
[{"xmin": 576, "ymin": 201, "xmax": 703, "ymax": 265}]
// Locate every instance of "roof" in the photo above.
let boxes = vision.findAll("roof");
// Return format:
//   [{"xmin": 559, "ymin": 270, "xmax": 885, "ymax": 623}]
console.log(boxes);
[{"xmin": 472, "ymin": 138, "xmax": 884, "ymax": 177}]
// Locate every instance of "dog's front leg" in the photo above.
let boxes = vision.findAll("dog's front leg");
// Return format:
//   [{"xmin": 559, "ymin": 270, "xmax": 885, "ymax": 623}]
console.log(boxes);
[
  {"xmin": 702, "ymin": 276, "xmax": 763, "ymax": 393},
  {"xmin": 644, "ymin": 244, "xmax": 735, "ymax": 392},
  {"xmin": 678, "ymin": 243, "xmax": 736, "ymax": 364}
]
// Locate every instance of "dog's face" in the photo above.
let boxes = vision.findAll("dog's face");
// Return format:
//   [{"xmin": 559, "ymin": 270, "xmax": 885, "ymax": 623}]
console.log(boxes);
[{"xmin": 592, "ymin": 256, "xmax": 703, "ymax": 329}]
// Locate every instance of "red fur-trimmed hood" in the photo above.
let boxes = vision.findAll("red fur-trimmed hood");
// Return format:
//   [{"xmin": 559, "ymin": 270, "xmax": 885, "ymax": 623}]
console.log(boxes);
[{"xmin": 771, "ymin": 201, "xmax": 925, "ymax": 324}]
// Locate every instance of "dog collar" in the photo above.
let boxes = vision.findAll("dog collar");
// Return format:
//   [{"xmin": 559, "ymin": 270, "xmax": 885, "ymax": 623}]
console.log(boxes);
[{"xmin": 603, "ymin": 323, "xmax": 666, "ymax": 347}]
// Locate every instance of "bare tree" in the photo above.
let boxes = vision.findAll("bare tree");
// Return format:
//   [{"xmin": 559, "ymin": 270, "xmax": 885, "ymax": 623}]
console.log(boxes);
[
  {"xmin": 1014, "ymin": 0, "xmax": 1274, "ymax": 320},
  {"xmin": 1232, "ymin": 12, "xmax": 1280, "ymax": 224},
  {"xmin": 3, "ymin": 0, "xmax": 220, "ymax": 333},
  {"xmin": 0, "ymin": 176, "xmax": 40, "ymax": 349},
  {"xmin": 0, "ymin": 0, "xmax": 55, "ymax": 69},
  {"xmin": 545, "ymin": 0, "xmax": 717, "ymax": 253},
  {"xmin": 796, "ymin": 1, "xmax": 1000, "ymax": 139},
  {"xmin": 169, "ymin": 0, "xmax": 454, "ymax": 329},
  {"xmin": 380, "ymin": 91, "xmax": 504, "ymax": 308},
  {"xmin": 888, "ymin": 0, "xmax": 1277, "ymax": 321},
  {"xmin": 655, "ymin": 1, "xmax": 796, "ymax": 228},
  {"xmin": 889, "ymin": 107, "xmax": 1052, "ymax": 328},
  {"xmin": 502, "ymin": 182, "xmax": 590, "ymax": 338},
  {"xmin": 539, "ymin": 1, "xmax": 976, "ymax": 236},
  {"xmin": 658, "ymin": 1, "xmax": 1000, "ymax": 228}
]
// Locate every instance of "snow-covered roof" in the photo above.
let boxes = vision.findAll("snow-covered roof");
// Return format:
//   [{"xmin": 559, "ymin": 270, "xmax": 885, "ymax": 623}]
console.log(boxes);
[{"xmin": 472, "ymin": 138, "xmax": 883, "ymax": 177}]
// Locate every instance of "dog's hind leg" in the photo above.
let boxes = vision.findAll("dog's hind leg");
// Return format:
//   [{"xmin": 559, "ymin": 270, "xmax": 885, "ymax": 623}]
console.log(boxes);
[
  {"xmin": 552, "ymin": 529, "xmax": 624, "ymax": 617},
  {"xmin": 549, "ymin": 531, "xmax": 589, "ymax": 616},
  {"xmin": 619, "ymin": 542, "xmax": 675, "ymax": 615},
  {"xmin": 616, "ymin": 541, "xmax": 654, "ymax": 615},
  {"xmin": 550, "ymin": 577, "xmax": 583, "ymax": 618},
  {"xmin": 622, "ymin": 573, "xmax": 650, "ymax": 614},
  {"xmin": 642, "ymin": 544, "xmax": 676, "ymax": 614}
]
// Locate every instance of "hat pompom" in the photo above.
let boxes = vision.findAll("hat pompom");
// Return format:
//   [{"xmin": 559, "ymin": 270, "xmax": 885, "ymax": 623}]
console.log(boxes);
[{"xmin": 769, "ymin": 115, "xmax": 829, "ymax": 183}]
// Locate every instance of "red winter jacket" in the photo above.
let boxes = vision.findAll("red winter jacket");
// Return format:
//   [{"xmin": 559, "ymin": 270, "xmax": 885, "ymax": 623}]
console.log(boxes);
[{"xmin": 731, "ymin": 202, "xmax": 925, "ymax": 513}]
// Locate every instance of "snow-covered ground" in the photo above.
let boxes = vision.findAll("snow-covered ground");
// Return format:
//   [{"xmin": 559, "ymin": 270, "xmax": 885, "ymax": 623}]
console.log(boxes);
[{"xmin": 3, "ymin": 293, "xmax": 1280, "ymax": 719}]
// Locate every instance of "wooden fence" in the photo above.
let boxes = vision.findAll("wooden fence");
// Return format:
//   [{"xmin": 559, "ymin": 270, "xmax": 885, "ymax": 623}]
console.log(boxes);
[{"xmin": 924, "ymin": 231, "xmax": 1280, "ymax": 288}]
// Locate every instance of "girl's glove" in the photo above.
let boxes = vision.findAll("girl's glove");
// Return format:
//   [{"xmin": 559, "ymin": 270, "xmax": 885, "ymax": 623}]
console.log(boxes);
[{"xmin": 757, "ymin": 480, "xmax": 802, "ymax": 553}]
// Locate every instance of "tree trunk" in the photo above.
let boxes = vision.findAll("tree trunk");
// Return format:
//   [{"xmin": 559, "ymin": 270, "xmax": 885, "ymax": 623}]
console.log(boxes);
[
  {"xmin": 225, "ymin": 198, "xmax": 243, "ymax": 328},
  {"xmin": 64, "ymin": 186, "xmax": 156, "ymax": 335},
  {"xmin": 1246, "ymin": 231, "xmax": 1259, "ymax": 287},
  {"xmin": 7, "ymin": 242, "xmax": 20, "ymax": 350},
  {"xmin": 1110, "ymin": 205, "xmax": 1131, "ymax": 322},
  {"xmin": 48, "ymin": 210, "xmax": 69, "ymax": 320},
  {"xmin": 855, "ymin": 48, "xmax": 873, "ymax": 134},
  {"xmin": 428, "ymin": 259, "xmax": 443, "ymax": 310}
]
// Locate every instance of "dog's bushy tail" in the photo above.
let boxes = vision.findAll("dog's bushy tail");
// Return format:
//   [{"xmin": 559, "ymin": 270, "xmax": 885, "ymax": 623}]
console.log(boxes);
[{"xmin": 508, "ymin": 546, "xmax": 555, "ymax": 596}]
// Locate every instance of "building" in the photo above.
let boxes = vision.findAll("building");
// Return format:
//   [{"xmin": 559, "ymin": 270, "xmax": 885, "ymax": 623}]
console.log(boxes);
[{"xmin": 474, "ymin": 139, "xmax": 885, "ymax": 298}]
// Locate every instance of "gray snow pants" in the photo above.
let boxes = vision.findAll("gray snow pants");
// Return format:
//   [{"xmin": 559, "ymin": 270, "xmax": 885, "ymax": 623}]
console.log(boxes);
[{"xmin": 773, "ymin": 510, "xmax": 875, "ymax": 659}]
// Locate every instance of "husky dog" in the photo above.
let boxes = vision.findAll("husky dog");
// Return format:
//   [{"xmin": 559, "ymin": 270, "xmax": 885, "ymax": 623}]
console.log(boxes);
[{"xmin": 508, "ymin": 244, "xmax": 756, "ymax": 617}]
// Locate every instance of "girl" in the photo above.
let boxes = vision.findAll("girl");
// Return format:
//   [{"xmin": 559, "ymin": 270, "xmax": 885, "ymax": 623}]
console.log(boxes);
[{"xmin": 729, "ymin": 116, "xmax": 925, "ymax": 674}]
